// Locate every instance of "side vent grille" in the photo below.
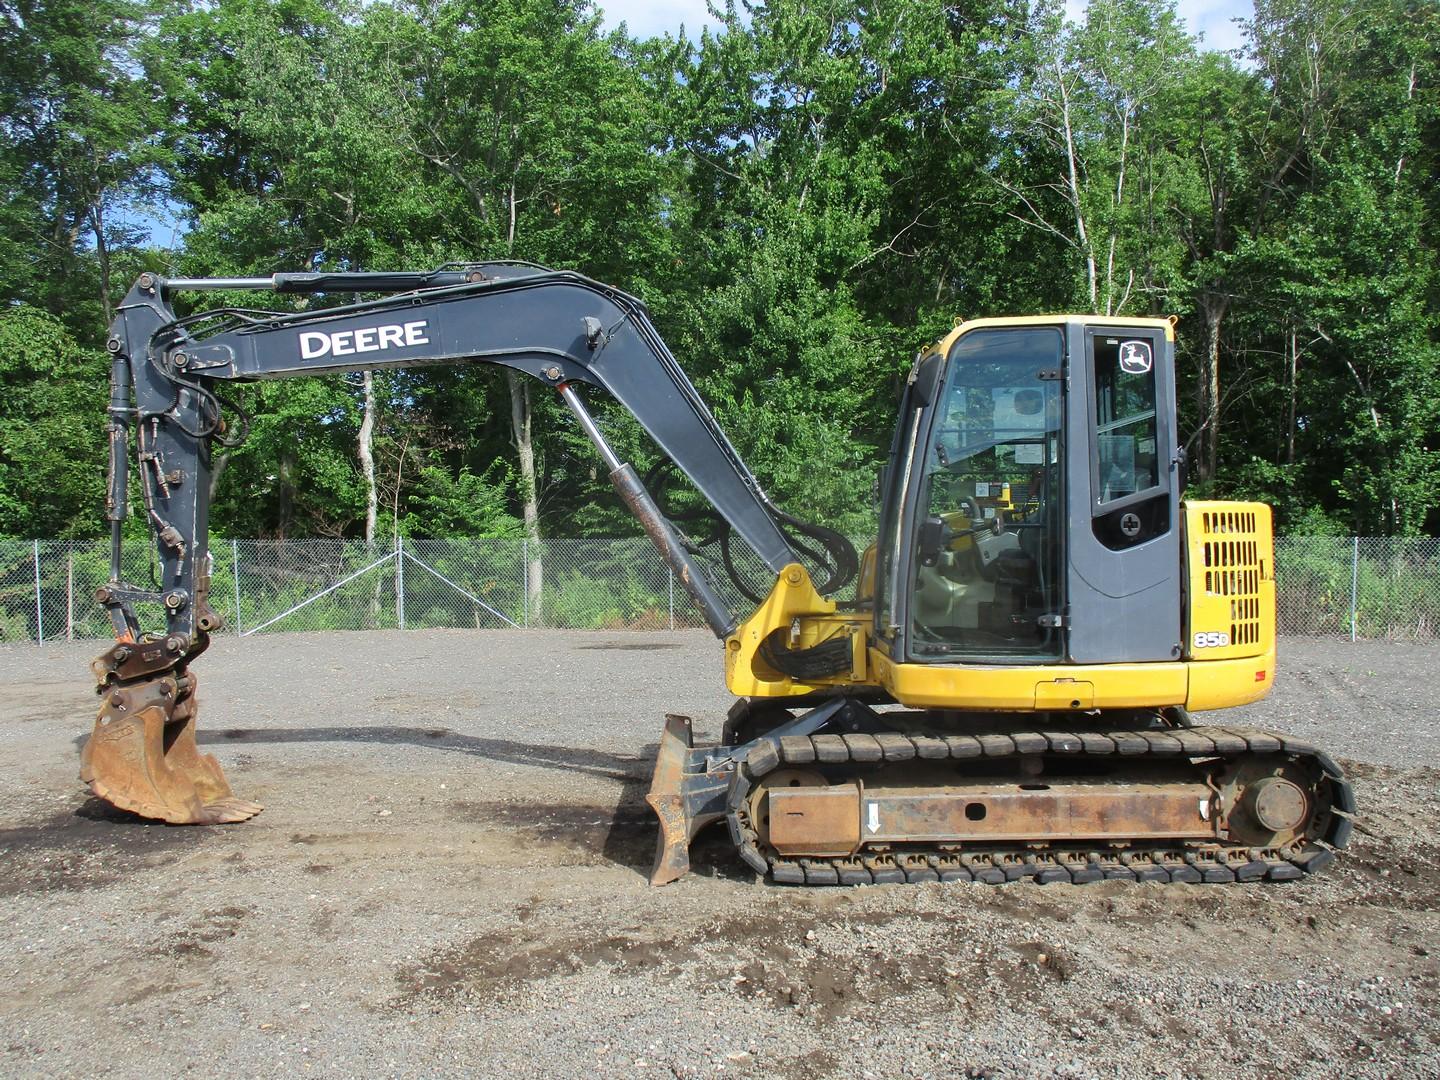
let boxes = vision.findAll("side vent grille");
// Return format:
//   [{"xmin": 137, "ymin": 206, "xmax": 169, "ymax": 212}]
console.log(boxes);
[
  {"xmin": 1183, "ymin": 500, "xmax": 1274, "ymax": 700},
  {"xmin": 1199, "ymin": 509, "xmax": 1264, "ymax": 648}
]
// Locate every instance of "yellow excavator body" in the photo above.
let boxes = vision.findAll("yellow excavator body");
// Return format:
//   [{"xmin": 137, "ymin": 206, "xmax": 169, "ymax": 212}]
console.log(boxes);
[{"xmin": 725, "ymin": 500, "xmax": 1276, "ymax": 714}]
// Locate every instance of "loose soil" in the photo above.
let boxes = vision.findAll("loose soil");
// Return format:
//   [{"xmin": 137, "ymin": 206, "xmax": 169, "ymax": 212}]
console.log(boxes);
[{"xmin": 1, "ymin": 631, "xmax": 1436, "ymax": 1078}]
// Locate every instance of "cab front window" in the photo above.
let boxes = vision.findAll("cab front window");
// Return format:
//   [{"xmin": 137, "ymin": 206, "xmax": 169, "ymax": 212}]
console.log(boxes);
[{"xmin": 909, "ymin": 327, "xmax": 1064, "ymax": 658}]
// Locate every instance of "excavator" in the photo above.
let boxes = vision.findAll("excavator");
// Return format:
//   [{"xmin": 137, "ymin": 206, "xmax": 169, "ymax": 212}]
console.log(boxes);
[{"xmin": 81, "ymin": 263, "xmax": 1354, "ymax": 886}]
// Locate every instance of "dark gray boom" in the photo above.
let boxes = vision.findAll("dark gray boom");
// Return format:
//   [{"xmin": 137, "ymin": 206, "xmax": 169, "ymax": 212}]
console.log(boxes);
[{"xmin": 98, "ymin": 263, "xmax": 855, "ymax": 655}]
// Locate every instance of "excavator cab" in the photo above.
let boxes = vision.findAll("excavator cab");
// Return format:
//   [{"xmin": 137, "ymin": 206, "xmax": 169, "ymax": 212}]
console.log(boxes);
[{"xmin": 888, "ymin": 319, "xmax": 1182, "ymax": 668}]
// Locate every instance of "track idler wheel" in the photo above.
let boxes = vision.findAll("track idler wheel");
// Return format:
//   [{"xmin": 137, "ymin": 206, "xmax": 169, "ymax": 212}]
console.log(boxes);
[{"xmin": 80, "ymin": 673, "xmax": 262, "ymax": 825}]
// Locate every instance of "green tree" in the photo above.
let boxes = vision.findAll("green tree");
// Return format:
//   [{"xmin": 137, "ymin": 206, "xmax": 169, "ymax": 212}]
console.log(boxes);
[
  {"xmin": 0, "ymin": 0, "xmax": 166, "ymax": 334},
  {"xmin": 647, "ymin": 0, "xmax": 935, "ymax": 536},
  {"xmin": 150, "ymin": 0, "xmax": 470, "ymax": 541},
  {"xmin": 987, "ymin": 0, "xmax": 1197, "ymax": 317},
  {"xmin": 0, "ymin": 306, "xmax": 107, "ymax": 536},
  {"xmin": 366, "ymin": 0, "xmax": 672, "ymax": 609},
  {"xmin": 6, "ymin": 0, "xmax": 1437, "ymax": 548},
  {"xmin": 1215, "ymin": 0, "xmax": 1440, "ymax": 530}
]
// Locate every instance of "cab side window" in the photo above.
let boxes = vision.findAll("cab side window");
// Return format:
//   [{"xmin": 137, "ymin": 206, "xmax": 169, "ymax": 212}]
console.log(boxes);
[
  {"xmin": 1093, "ymin": 338, "xmax": 1159, "ymax": 504},
  {"xmin": 1089, "ymin": 333, "xmax": 1168, "ymax": 551}
]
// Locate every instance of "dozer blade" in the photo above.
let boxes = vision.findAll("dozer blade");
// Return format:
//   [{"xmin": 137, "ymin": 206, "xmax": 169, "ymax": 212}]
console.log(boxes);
[
  {"xmin": 80, "ymin": 675, "xmax": 262, "ymax": 825},
  {"xmin": 644, "ymin": 714, "xmax": 728, "ymax": 886}
]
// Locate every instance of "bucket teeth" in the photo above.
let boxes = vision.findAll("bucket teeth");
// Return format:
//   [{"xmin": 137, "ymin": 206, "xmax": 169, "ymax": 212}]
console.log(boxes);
[{"xmin": 80, "ymin": 676, "xmax": 262, "ymax": 826}]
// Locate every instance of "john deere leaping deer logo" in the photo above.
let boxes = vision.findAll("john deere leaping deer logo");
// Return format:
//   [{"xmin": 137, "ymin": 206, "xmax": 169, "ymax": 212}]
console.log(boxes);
[{"xmin": 1119, "ymin": 340, "xmax": 1152, "ymax": 375}]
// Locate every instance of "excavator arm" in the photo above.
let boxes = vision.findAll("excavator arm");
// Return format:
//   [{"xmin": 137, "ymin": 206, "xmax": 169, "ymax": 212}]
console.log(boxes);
[{"xmin": 83, "ymin": 263, "xmax": 856, "ymax": 847}]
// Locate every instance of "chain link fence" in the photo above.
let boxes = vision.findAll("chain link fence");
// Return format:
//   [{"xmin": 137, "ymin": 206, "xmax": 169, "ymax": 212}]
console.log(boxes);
[
  {"xmin": 3, "ymin": 535, "xmax": 1440, "ymax": 643},
  {"xmin": 0, "ymin": 535, "xmax": 776, "ymax": 642},
  {"xmin": 1273, "ymin": 536, "xmax": 1440, "ymax": 640}
]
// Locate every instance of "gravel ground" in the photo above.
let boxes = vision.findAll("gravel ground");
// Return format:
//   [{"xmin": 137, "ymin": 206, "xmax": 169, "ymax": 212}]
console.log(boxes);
[{"xmin": 1, "ymin": 631, "xmax": 1437, "ymax": 1079}]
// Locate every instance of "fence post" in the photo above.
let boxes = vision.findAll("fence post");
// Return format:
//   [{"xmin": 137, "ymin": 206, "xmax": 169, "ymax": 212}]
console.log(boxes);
[
  {"xmin": 33, "ymin": 539, "xmax": 43, "ymax": 645},
  {"xmin": 396, "ymin": 534, "xmax": 406, "ymax": 630},
  {"xmin": 521, "ymin": 537, "xmax": 529, "ymax": 628},
  {"xmin": 668, "ymin": 566, "xmax": 674, "ymax": 631},
  {"xmin": 1350, "ymin": 536, "xmax": 1360, "ymax": 642},
  {"xmin": 66, "ymin": 553, "xmax": 74, "ymax": 640},
  {"xmin": 232, "ymin": 538, "xmax": 243, "ymax": 636}
]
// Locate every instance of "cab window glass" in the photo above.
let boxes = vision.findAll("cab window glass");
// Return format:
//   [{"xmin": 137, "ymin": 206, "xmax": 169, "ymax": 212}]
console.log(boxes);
[
  {"xmin": 907, "ymin": 327, "xmax": 1064, "ymax": 658},
  {"xmin": 1093, "ymin": 337, "xmax": 1159, "ymax": 503}
]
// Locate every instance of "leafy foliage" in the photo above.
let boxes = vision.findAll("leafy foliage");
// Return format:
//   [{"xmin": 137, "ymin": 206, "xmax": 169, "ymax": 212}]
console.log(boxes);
[
  {"xmin": 2, "ymin": 0, "xmax": 1438, "ymax": 540},
  {"xmin": 0, "ymin": 305, "xmax": 107, "ymax": 537}
]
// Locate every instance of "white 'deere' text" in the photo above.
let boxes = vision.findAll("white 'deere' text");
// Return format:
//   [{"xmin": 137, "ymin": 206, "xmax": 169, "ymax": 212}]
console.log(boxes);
[{"xmin": 299, "ymin": 320, "xmax": 430, "ymax": 360}]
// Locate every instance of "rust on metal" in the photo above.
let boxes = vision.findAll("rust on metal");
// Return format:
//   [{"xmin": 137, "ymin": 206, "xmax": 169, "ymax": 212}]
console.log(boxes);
[
  {"xmin": 863, "ymin": 781, "xmax": 1217, "ymax": 843},
  {"xmin": 645, "ymin": 713, "xmax": 698, "ymax": 886},
  {"xmin": 767, "ymin": 785, "xmax": 862, "ymax": 856},
  {"xmin": 755, "ymin": 776, "xmax": 1218, "ymax": 856},
  {"xmin": 79, "ymin": 670, "xmax": 262, "ymax": 825},
  {"xmin": 1248, "ymin": 776, "xmax": 1308, "ymax": 832},
  {"xmin": 90, "ymin": 639, "xmax": 178, "ymax": 685},
  {"xmin": 1216, "ymin": 755, "xmax": 1321, "ymax": 847}
]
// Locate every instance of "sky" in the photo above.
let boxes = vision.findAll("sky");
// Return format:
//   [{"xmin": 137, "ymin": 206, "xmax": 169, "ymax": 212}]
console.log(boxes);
[{"xmin": 595, "ymin": 0, "xmax": 1254, "ymax": 53}]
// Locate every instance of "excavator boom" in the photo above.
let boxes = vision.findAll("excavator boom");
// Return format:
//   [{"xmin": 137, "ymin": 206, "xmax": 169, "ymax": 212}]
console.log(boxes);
[{"xmin": 86, "ymin": 263, "xmax": 854, "ymax": 833}]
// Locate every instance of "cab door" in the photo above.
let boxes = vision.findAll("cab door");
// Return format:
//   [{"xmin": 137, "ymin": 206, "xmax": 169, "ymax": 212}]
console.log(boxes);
[{"xmin": 1064, "ymin": 325, "xmax": 1182, "ymax": 663}]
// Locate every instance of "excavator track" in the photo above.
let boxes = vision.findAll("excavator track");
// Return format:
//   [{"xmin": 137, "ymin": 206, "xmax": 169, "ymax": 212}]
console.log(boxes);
[{"xmin": 722, "ymin": 724, "xmax": 1353, "ymax": 886}]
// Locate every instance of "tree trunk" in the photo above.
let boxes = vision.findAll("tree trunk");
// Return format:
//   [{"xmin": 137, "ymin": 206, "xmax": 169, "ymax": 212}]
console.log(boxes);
[
  {"xmin": 1054, "ymin": 60, "xmax": 1098, "ymax": 312},
  {"xmin": 360, "ymin": 370, "xmax": 381, "ymax": 627},
  {"xmin": 89, "ymin": 199, "xmax": 113, "ymax": 326},
  {"xmin": 210, "ymin": 451, "xmax": 232, "ymax": 500},
  {"xmin": 1285, "ymin": 326, "xmax": 1297, "ymax": 465},
  {"xmin": 277, "ymin": 452, "xmax": 294, "ymax": 540},
  {"xmin": 1196, "ymin": 295, "xmax": 1227, "ymax": 485},
  {"xmin": 504, "ymin": 178, "xmax": 542, "ymax": 623},
  {"xmin": 391, "ymin": 433, "xmax": 411, "ymax": 543},
  {"xmin": 508, "ymin": 370, "xmax": 543, "ymax": 625}
]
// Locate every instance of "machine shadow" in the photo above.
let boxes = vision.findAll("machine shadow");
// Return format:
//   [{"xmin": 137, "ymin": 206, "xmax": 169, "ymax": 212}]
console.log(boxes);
[
  {"xmin": 213, "ymin": 724, "xmax": 743, "ymax": 880},
  {"xmin": 72, "ymin": 723, "xmax": 747, "ymax": 880},
  {"xmin": 73, "ymin": 797, "xmax": 160, "ymax": 826}
]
